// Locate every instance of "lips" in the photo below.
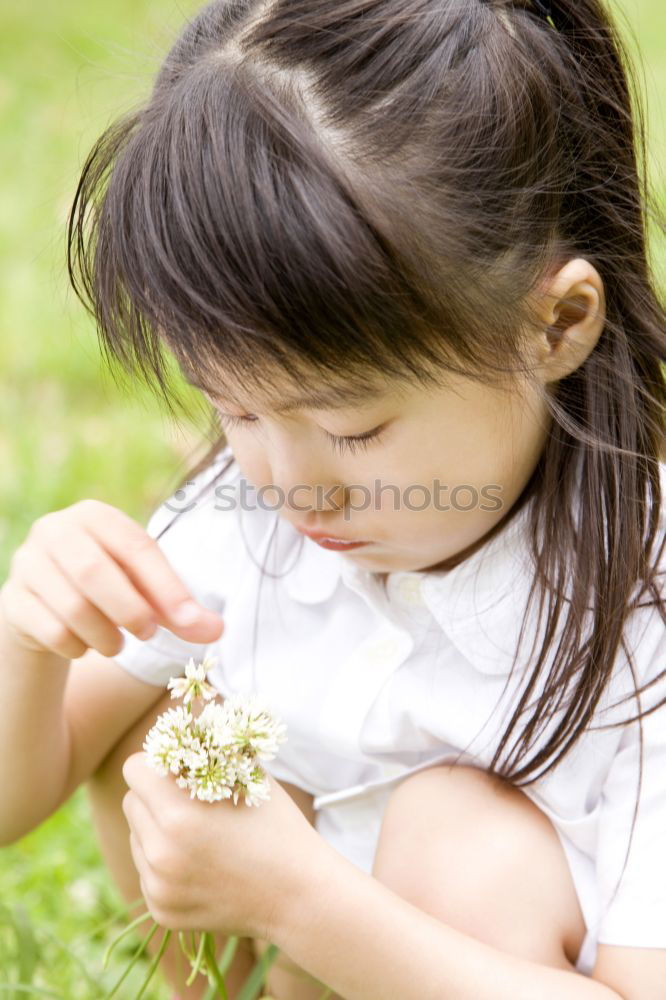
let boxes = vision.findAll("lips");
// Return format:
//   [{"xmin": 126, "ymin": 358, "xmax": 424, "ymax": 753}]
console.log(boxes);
[
  {"xmin": 296, "ymin": 528, "xmax": 370, "ymax": 550},
  {"xmin": 309, "ymin": 538, "xmax": 370, "ymax": 551},
  {"xmin": 302, "ymin": 531, "xmax": 358, "ymax": 542}
]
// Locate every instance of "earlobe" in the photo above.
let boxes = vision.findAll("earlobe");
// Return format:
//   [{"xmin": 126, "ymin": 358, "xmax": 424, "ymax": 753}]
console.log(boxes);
[{"xmin": 534, "ymin": 259, "xmax": 606, "ymax": 384}]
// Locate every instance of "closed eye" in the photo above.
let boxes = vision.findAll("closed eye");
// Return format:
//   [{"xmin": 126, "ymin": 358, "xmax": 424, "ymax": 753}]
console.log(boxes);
[
  {"xmin": 216, "ymin": 413, "xmax": 386, "ymax": 455},
  {"xmin": 323, "ymin": 424, "xmax": 386, "ymax": 455},
  {"xmin": 217, "ymin": 413, "xmax": 259, "ymax": 430}
]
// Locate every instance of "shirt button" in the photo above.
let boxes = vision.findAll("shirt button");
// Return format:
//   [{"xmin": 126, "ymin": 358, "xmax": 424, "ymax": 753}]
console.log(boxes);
[
  {"xmin": 367, "ymin": 637, "xmax": 402, "ymax": 662},
  {"xmin": 397, "ymin": 575, "xmax": 425, "ymax": 606}
]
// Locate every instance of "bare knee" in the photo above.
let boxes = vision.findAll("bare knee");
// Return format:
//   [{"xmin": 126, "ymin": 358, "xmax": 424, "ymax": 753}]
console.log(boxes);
[{"xmin": 372, "ymin": 764, "xmax": 586, "ymax": 971}]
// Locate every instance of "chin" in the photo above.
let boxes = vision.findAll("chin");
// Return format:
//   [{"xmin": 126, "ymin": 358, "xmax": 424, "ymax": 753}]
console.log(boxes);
[{"xmin": 343, "ymin": 548, "xmax": 420, "ymax": 573}]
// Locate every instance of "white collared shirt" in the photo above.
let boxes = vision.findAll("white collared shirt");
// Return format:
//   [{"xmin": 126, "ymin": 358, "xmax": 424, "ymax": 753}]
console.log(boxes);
[{"xmin": 115, "ymin": 446, "xmax": 666, "ymax": 959}]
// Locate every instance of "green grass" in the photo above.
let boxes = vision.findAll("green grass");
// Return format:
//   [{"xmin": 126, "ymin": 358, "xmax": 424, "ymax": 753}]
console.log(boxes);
[
  {"xmin": 0, "ymin": 791, "xmax": 167, "ymax": 999},
  {"xmin": 0, "ymin": 0, "xmax": 213, "ymax": 568},
  {"xmin": 0, "ymin": 0, "xmax": 664, "ymax": 996}
]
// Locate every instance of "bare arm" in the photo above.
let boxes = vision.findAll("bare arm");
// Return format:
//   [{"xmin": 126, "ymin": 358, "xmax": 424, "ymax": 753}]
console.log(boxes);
[
  {"xmin": 0, "ymin": 631, "xmax": 166, "ymax": 845},
  {"xmin": 0, "ymin": 498, "xmax": 224, "ymax": 846},
  {"xmin": 0, "ymin": 614, "xmax": 71, "ymax": 844},
  {"xmin": 273, "ymin": 840, "xmax": 625, "ymax": 1000}
]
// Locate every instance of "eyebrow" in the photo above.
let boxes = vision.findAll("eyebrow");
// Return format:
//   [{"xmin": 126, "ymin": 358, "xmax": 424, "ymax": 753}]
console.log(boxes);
[{"xmin": 188, "ymin": 377, "xmax": 385, "ymax": 413}]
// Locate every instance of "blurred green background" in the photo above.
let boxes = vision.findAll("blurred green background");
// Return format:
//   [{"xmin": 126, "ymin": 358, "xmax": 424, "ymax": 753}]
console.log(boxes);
[{"xmin": 0, "ymin": 0, "xmax": 664, "ymax": 996}]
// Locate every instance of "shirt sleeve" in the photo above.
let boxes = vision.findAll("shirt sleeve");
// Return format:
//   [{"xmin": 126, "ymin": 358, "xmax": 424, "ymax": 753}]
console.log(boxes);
[
  {"xmin": 111, "ymin": 445, "xmax": 241, "ymax": 687},
  {"xmin": 594, "ymin": 613, "xmax": 666, "ymax": 947}
]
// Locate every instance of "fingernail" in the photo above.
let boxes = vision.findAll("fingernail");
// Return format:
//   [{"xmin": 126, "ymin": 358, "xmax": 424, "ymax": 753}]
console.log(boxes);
[
  {"xmin": 137, "ymin": 622, "xmax": 156, "ymax": 640},
  {"xmin": 172, "ymin": 600, "xmax": 201, "ymax": 625}
]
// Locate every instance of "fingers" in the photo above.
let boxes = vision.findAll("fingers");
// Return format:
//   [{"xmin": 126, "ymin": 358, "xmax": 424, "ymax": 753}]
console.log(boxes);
[
  {"xmin": 3, "ymin": 498, "xmax": 225, "ymax": 660},
  {"xmin": 0, "ymin": 583, "xmax": 89, "ymax": 660},
  {"xmin": 123, "ymin": 777, "xmax": 165, "ymax": 846},
  {"xmin": 76, "ymin": 501, "xmax": 224, "ymax": 641},
  {"xmin": 47, "ymin": 531, "xmax": 162, "ymax": 641},
  {"xmin": 122, "ymin": 751, "xmax": 153, "ymax": 793},
  {"xmin": 20, "ymin": 548, "xmax": 138, "ymax": 658},
  {"xmin": 128, "ymin": 828, "xmax": 147, "ymax": 879},
  {"xmin": 122, "ymin": 751, "xmax": 175, "ymax": 822},
  {"xmin": 122, "ymin": 752, "xmax": 181, "ymax": 825}
]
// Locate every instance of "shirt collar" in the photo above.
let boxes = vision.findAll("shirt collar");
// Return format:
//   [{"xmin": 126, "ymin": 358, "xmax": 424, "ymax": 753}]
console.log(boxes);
[
  {"xmin": 423, "ymin": 460, "xmax": 665, "ymax": 676},
  {"xmin": 233, "ymin": 460, "xmax": 665, "ymax": 678},
  {"xmin": 420, "ymin": 502, "xmax": 548, "ymax": 676},
  {"xmin": 279, "ymin": 499, "xmax": 564, "ymax": 677}
]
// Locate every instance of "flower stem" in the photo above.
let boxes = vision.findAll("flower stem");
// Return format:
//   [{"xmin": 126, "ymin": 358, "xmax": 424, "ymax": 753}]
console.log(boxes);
[
  {"xmin": 185, "ymin": 931, "xmax": 208, "ymax": 986},
  {"xmin": 102, "ymin": 921, "xmax": 159, "ymax": 999},
  {"xmin": 102, "ymin": 910, "xmax": 154, "ymax": 969},
  {"xmin": 236, "ymin": 943, "xmax": 279, "ymax": 1000},
  {"xmin": 134, "ymin": 928, "xmax": 172, "ymax": 999},
  {"xmin": 202, "ymin": 934, "xmax": 229, "ymax": 999},
  {"xmin": 202, "ymin": 936, "xmax": 239, "ymax": 1000},
  {"xmin": 216, "ymin": 935, "xmax": 240, "ymax": 975},
  {"xmin": 81, "ymin": 896, "xmax": 147, "ymax": 944},
  {"xmin": 178, "ymin": 930, "xmax": 196, "ymax": 963}
]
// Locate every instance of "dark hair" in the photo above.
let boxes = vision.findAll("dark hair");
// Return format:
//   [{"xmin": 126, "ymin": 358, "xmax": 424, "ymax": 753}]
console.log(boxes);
[{"xmin": 68, "ymin": 0, "xmax": 665, "ymax": 911}]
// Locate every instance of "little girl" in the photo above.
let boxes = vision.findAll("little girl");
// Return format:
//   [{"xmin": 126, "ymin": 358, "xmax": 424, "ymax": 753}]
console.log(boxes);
[{"xmin": 1, "ymin": 0, "xmax": 665, "ymax": 997}]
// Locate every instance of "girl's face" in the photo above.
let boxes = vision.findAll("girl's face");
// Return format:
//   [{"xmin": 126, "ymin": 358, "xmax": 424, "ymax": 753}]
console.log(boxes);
[{"xmin": 203, "ymin": 364, "xmax": 552, "ymax": 573}]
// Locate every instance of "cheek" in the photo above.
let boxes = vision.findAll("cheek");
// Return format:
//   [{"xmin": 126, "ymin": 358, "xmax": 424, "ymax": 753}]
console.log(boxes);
[
  {"xmin": 226, "ymin": 435, "xmax": 272, "ymax": 489},
  {"xmin": 369, "ymin": 420, "xmax": 515, "ymax": 505}
]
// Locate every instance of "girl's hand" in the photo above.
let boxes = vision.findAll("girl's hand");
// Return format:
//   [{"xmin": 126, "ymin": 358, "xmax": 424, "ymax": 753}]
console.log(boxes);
[
  {"xmin": 0, "ymin": 499, "xmax": 224, "ymax": 660},
  {"xmin": 121, "ymin": 751, "xmax": 322, "ymax": 940}
]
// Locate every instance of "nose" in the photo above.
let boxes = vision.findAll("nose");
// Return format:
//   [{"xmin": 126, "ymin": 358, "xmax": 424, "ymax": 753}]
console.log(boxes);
[{"xmin": 267, "ymin": 442, "xmax": 345, "ymax": 516}]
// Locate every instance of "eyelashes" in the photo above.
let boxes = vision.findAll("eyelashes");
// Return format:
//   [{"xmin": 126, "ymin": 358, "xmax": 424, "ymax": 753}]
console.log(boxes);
[
  {"xmin": 324, "ymin": 424, "xmax": 386, "ymax": 455},
  {"xmin": 216, "ymin": 413, "xmax": 386, "ymax": 456}
]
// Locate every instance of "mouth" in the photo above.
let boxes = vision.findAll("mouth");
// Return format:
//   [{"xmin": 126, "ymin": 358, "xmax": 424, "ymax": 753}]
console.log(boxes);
[
  {"xmin": 309, "ymin": 538, "xmax": 370, "ymax": 551},
  {"xmin": 297, "ymin": 529, "xmax": 371, "ymax": 551}
]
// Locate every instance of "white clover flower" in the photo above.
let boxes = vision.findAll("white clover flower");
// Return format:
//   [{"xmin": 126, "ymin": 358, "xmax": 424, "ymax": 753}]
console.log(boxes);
[
  {"xmin": 222, "ymin": 692, "xmax": 288, "ymax": 761},
  {"xmin": 167, "ymin": 654, "xmax": 219, "ymax": 706},
  {"xmin": 143, "ymin": 705, "xmax": 193, "ymax": 775},
  {"xmin": 188, "ymin": 749, "xmax": 239, "ymax": 802},
  {"xmin": 232, "ymin": 753, "xmax": 272, "ymax": 807},
  {"xmin": 196, "ymin": 700, "xmax": 235, "ymax": 747},
  {"xmin": 144, "ymin": 658, "xmax": 287, "ymax": 807}
]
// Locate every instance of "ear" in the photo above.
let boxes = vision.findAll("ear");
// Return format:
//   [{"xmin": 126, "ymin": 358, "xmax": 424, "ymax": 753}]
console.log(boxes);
[{"xmin": 530, "ymin": 258, "xmax": 606, "ymax": 384}]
